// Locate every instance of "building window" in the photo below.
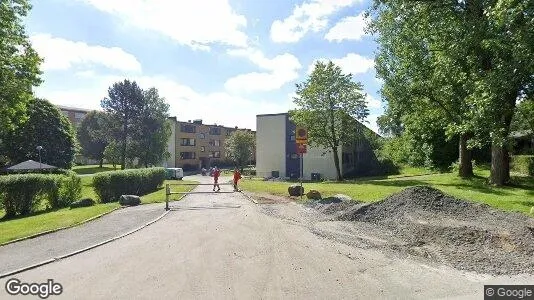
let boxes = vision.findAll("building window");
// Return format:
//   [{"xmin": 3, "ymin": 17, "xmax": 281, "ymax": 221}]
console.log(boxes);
[
  {"xmin": 181, "ymin": 138, "xmax": 195, "ymax": 146},
  {"xmin": 199, "ymin": 133, "xmax": 205, "ymax": 139},
  {"xmin": 180, "ymin": 124, "xmax": 196, "ymax": 133},
  {"xmin": 290, "ymin": 153, "xmax": 299, "ymax": 159},
  {"xmin": 180, "ymin": 152, "xmax": 196, "ymax": 160},
  {"xmin": 74, "ymin": 112, "xmax": 85, "ymax": 119},
  {"xmin": 61, "ymin": 111, "xmax": 69, "ymax": 117},
  {"xmin": 289, "ymin": 134, "xmax": 296, "ymax": 141},
  {"xmin": 200, "ymin": 146, "xmax": 205, "ymax": 152},
  {"xmin": 226, "ymin": 130, "xmax": 234, "ymax": 136},
  {"xmin": 209, "ymin": 127, "xmax": 221, "ymax": 135},
  {"xmin": 209, "ymin": 139, "xmax": 221, "ymax": 147},
  {"xmin": 211, "ymin": 151, "xmax": 220, "ymax": 158}
]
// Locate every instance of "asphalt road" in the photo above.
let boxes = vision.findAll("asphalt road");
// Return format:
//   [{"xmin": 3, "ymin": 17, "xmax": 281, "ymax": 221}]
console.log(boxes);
[{"xmin": 1, "ymin": 175, "xmax": 532, "ymax": 299}]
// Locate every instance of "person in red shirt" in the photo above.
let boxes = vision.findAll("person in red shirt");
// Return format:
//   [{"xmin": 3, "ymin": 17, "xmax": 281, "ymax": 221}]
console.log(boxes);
[
  {"xmin": 233, "ymin": 168, "xmax": 242, "ymax": 192},
  {"xmin": 212, "ymin": 166, "xmax": 221, "ymax": 192}
]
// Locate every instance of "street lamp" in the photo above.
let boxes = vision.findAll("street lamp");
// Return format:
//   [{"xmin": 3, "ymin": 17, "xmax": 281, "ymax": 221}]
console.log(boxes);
[{"xmin": 36, "ymin": 146, "xmax": 43, "ymax": 169}]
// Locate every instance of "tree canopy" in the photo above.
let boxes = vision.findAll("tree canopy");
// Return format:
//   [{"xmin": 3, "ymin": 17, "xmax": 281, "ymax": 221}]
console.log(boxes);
[
  {"xmin": 78, "ymin": 111, "xmax": 109, "ymax": 167},
  {"xmin": 2, "ymin": 98, "xmax": 76, "ymax": 169},
  {"xmin": 224, "ymin": 130, "xmax": 255, "ymax": 171},
  {"xmin": 0, "ymin": 0, "xmax": 42, "ymax": 138},
  {"xmin": 290, "ymin": 61, "xmax": 368, "ymax": 181}
]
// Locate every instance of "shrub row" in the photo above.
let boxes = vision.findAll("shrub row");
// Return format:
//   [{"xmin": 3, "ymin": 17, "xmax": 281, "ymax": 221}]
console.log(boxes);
[
  {"xmin": 92, "ymin": 168, "xmax": 165, "ymax": 203},
  {"xmin": 511, "ymin": 155, "xmax": 534, "ymax": 176},
  {"xmin": 0, "ymin": 172, "xmax": 82, "ymax": 217}
]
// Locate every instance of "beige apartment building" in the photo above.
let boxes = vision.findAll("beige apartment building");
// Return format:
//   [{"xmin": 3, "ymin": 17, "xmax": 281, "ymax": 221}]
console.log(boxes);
[{"xmin": 166, "ymin": 118, "xmax": 255, "ymax": 170}]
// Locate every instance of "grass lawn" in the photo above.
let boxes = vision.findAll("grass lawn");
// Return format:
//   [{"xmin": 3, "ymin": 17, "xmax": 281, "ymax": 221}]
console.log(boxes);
[
  {"xmin": 240, "ymin": 168, "xmax": 534, "ymax": 215},
  {"xmin": 72, "ymin": 164, "xmax": 120, "ymax": 175},
  {"xmin": 141, "ymin": 180, "xmax": 198, "ymax": 204},
  {"xmin": 0, "ymin": 203, "xmax": 119, "ymax": 245},
  {"xmin": 0, "ymin": 177, "xmax": 198, "ymax": 245}
]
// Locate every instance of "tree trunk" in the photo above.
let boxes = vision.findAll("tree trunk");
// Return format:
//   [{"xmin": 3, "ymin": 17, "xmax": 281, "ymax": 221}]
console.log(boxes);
[
  {"xmin": 332, "ymin": 146, "xmax": 342, "ymax": 181},
  {"xmin": 489, "ymin": 143, "xmax": 510, "ymax": 186},
  {"xmin": 121, "ymin": 124, "xmax": 127, "ymax": 170},
  {"xmin": 458, "ymin": 134, "xmax": 473, "ymax": 178},
  {"xmin": 99, "ymin": 157, "xmax": 103, "ymax": 168}
]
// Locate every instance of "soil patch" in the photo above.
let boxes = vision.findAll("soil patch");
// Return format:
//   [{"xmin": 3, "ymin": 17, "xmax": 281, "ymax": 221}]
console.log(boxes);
[{"xmin": 327, "ymin": 186, "xmax": 534, "ymax": 275}]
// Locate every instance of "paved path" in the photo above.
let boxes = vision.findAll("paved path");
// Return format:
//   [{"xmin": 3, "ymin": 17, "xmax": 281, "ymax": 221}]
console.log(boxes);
[
  {"xmin": 1, "ymin": 176, "xmax": 533, "ymax": 299},
  {"xmin": 0, "ymin": 203, "xmax": 165, "ymax": 275}
]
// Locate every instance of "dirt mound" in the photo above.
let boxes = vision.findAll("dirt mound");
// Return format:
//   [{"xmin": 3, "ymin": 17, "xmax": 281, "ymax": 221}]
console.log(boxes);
[
  {"xmin": 333, "ymin": 186, "xmax": 534, "ymax": 275},
  {"xmin": 306, "ymin": 197, "xmax": 361, "ymax": 215}
]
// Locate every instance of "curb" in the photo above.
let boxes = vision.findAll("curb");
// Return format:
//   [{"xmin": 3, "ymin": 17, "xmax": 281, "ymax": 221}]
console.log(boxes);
[
  {"xmin": 0, "ymin": 209, "xmax": 170, "ymax": 279},
  {"xmin": 239, "ymin": 191, "xmax": 258, "ymax": 204},
  {"xmin": 0, "ymin": 206, "xmax": 122, "ymax": 247}
]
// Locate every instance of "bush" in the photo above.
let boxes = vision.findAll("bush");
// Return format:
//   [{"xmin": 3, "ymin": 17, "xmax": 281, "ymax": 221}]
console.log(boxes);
[
  {"xmin": 511, "ymin": 155, "xmax": 534, "ymax": 176},
  {"xmin": 70, "ymin": 198, "xmax": 95, "ymax": 208},
  {"xmin": 0, "ymin": 174, "xmax": 62, "ymax": 217},
  {"xmin": 56, "ymin": 173, "xmax": 82, "ymax": 208},
  {"xmin": 93, "ymin": 167, "xmax": 165, "ymax": 203}
]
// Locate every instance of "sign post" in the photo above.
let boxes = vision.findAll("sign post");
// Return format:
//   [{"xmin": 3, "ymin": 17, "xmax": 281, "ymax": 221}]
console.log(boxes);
[{"xmin": 295, "ymin": 127, "xmax": 308, "ymax": 199}]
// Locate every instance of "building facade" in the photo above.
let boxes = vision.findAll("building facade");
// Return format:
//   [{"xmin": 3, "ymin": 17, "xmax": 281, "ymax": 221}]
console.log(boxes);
[
  {"xmin": 165, "ymin": 118, "xmax": 255, "ymax": 170},
  {"xmin": 57, "ymin": 105, "xmax": 92, "ymax": 128},
  {"xmin": 256, "ymin": 113, "xmax": 381, "ymax": 180}
]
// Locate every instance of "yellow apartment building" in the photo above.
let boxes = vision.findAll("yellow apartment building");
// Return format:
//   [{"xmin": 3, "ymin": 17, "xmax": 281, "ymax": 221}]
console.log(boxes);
[{"xmin": 165, "ymin": 118, "xmax": 255, "ymax": 170}]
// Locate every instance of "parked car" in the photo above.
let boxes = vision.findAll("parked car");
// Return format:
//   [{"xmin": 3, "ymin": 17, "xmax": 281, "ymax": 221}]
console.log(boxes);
[{"xmin": 165, "ymin": 168, "xmax": 184, "ymax": 180}]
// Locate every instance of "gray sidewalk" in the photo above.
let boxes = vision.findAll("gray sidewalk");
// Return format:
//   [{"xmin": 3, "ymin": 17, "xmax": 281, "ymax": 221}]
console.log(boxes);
[{"xmin": 0, "ymin": 203, "xmax": 166, "ymax": 275}]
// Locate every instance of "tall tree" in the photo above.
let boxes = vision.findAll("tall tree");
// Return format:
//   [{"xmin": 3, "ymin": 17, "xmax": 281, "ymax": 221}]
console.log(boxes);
[
  {"xmin": 3, "ymin": 98, "xmax": 76, "ymax": 169},
  {"xmin": 132, "ymin": 87, "xmax": 171, "ymax": 167},
  {"xmin": 0, "ymin": 0, "xmax": 42, "ymax": 151},
  {"xmin": 77, "ymin": 111, "xmax": 109, "ymax": 167},
  {"xmin": 511, "ymin": 99, "xmax": 534, "ymax": 133},
  {"xmin": 370, "ymin": 0, "xmax": 534, "ymax": 185},
  {"xmin": 224, "ymin": 130, "xmax": 255, "ymax": 171},
  {"xmin": 101, "ymin": 80, "xmax": 144, "ymax": 170},
  {"xmin": 290, "ymin": 61, "xmax": 368, "ymax": 181}
]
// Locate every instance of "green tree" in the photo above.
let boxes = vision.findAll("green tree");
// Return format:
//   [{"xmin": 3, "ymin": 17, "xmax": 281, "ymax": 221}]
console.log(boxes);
[
  {"xmin": 225, "ymin": 130, "xmax": 255, "ymax": 171},
  {"xmin": 511, "ymin": 100, "xmax": 534, "ymax": 133},
  {"xmin": 0, "ymin": 0, "xmax": 42, "ymax": 152},
  {"xmin": 2, "ymin": 98, "xmax": 76, "ymax": 168},
  {"xmin": 101, "ymin": 80, "xmax": 144, "ymax": 170},
  {"xmin": 77, "ymin": 111, "xmax": 109, "ymax": 167},
  {"xmin": 290, "ymin": 61, "xmax": 368, "ymax": 181},
  {"xmin": 103, "ymin": 141, "xmax": 121, "ymax": 170},
  {"xmin": 369, "ymin": 0, "xmax": 534, "ymax": 185},
  {"xmin": 132, "ymin": 87, "xmax": 171, "ymax": 167}
]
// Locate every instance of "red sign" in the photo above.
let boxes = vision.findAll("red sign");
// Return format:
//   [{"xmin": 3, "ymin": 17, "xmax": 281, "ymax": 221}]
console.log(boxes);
[{"xmin": 296, "ymin": 144, "xmax": 307, "ymax": 154}]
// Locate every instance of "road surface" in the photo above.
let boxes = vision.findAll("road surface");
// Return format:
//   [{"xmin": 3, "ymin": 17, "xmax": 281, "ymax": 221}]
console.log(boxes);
[{"xmin": 1, "ymin": 175, "xmax": 532, "ymax": 299}]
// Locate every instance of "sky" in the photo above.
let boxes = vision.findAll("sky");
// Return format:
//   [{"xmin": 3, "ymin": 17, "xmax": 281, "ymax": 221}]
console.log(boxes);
[{"xmin": 25, "ymin": 0, "xmax": 383, "ymax": 132}]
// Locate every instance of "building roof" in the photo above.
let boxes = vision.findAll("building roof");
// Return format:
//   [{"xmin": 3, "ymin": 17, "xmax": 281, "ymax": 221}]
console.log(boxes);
[
  {"xmin": 169, "ymin": 117, "xmax": 255, "ymax": 132},
  {"xmin": 57, "ymin": 105, "xmax": 94, "ymax": 113},
  {"xmin": 6, "ymin": 160, "xmax": 57, "ymax": 171}
]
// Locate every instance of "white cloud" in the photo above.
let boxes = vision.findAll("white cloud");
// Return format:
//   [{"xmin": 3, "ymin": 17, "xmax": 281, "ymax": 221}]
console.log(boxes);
[
  {"xmin": 31, "ymin": 34, "xmax": 142, "ymax": 72},
  {"xmin": 78, "ymin": 0, "xmax": 248, "ymax": 50},
  {"xmin": 308, "ymin": 53, "xmax": 374, "ymax": 75},
  {"xmin": 366, "ymin": 94, "xmax": 382, "ymax": 109},
  {"xmin": 224, "ymin": 48, "xmax": 302, "ymax": 93},
  {"xmin": 325, "ymin": 12, "xmax": 369, "ymax": 42},
  {"xmin": 270, "ymin": 0, "xmax": 363, "ymax": 43},
  {"xmin": 36, "ymin": 74, "xmax": 292, "ymax": 131}
]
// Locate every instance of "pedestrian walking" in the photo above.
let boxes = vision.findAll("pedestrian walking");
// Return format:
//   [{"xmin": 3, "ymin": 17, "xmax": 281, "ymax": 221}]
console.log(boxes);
[
  {"xmin": 212, "ymin": 166, "xmax": 221, "ymax": 192},
  {"xmin": 233, "ymin": 168, "xmax": 242, "ymax": 191}
]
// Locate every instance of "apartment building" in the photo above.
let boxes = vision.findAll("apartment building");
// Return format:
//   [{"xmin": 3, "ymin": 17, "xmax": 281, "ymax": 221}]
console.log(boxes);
[
  {"xmin": 57, "ymin": 105, "xmax": 92, "ymax": 127},
  {"xmin": 256, "ymin": 113, "xmax": 381, "ymax": 180},
  {"xmin": 166, "ymin": 118, "xmax": 255, "ymax": 170}
]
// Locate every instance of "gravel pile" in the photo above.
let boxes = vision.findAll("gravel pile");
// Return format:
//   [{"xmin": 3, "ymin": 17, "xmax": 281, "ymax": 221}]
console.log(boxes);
[{"xmin": 333, "ymin": 186, "xmax": 534, "ymax": 275}]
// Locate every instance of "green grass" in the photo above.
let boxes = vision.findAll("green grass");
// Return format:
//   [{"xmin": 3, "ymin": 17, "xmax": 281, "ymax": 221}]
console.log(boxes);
[
  {"xmin": 141, "ymin": 180, "xmax": 198, "ymax": 204},
  {"xmin": 240, "ymin": 168, "xmax": 534, "ymax": 215},
  {"xmin": 0, "ymin": 203, "xmax": 119, "ymax": 244},
  {"xmin": 0, "ymin": 177, "xmax": 198, "ymax": 244},
  {"xmin": 72, "ymin": 164, "xmax": 120, "ymax": 175}
]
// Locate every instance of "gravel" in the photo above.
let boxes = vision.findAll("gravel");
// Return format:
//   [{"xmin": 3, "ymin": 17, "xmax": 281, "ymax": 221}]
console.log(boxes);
[{"xmin": 324, "ymin": 186, "xmax": 534, "ymax": 275}]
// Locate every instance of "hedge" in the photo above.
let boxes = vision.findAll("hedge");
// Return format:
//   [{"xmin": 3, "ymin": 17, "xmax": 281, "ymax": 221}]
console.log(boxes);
[
  {"xmin": 0, "ymin": 172, "xmax": 82, "ymax": 218},
  {"xmin": 92, "ymin": 168, "xmax": 165, "ymax": 203},
  {"xmin": 511, "ymin": 155, "xmax": 534, "ymax": 176}
]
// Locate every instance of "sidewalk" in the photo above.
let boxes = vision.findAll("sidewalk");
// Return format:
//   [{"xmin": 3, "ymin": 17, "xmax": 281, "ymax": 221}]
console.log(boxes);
[{"xmin": 0, "ymin": 203, "xmax": 166, "ymax": 275}]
